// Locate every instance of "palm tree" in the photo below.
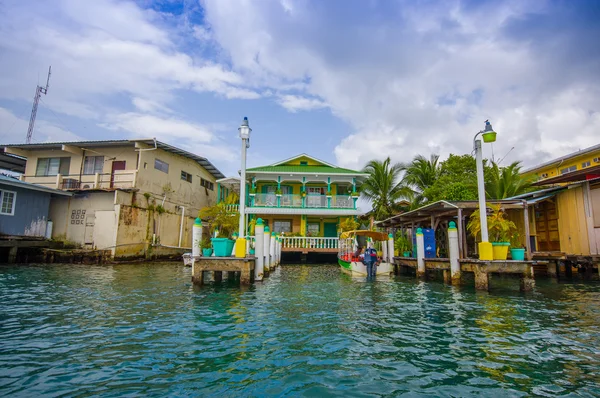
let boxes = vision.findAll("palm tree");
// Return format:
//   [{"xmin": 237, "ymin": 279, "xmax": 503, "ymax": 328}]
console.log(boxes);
[
  {"xmin": 361, "ymin": 157, "xmax": 414, "ymax": 220},
  {"xmin": 400, "ymin": 154, "xmax": 441, "ymax": 204},
  {"xmin": 486, "ymin": 161, "xmax": 533, "ymax": 199}
]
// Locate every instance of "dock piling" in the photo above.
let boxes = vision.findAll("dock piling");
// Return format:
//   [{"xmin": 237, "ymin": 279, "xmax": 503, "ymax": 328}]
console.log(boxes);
[
  {"xmin": 416, "ymin": 228, "xmax": 425, "ymax": 278},
  {"xmin": 255, "ymin": 219, "xmax": 264, "ymax": 281},
  {"xmin": 448, "ymin": 222, "xmax": 461, "ymax": 285}
]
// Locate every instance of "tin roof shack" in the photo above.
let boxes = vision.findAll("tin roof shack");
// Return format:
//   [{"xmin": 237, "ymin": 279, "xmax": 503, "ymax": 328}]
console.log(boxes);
[{"xmin": 0, "ymin": 174, "xmax": 72, "ymax": 238}]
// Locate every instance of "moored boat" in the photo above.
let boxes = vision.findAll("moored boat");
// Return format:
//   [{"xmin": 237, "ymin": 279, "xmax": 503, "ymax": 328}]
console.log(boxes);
[{"xmin": 338, "ymin": 230, "xmax": 393, "ymax": 276}]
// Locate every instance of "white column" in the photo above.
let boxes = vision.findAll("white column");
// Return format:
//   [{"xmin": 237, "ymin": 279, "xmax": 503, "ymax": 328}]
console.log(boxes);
[
  {"xmin": 382, "ymin": 239, "xmax": 388, "ymax": 264},
  {"xmin": 448, "ymin": 221, "xmax": 460, "ymax": 284},
  {"xmin": 387, "ymin": 234, "xmax": 395, "ymax": 263},
  {"xmin": 416, "ymin": 228, "xmax": 425, "ymax": 278},
  {"xmin": 254, "ymin": 219, "xmax": 264, "ymax": 281},
  {"xmin": 270, "ymin": 233, "xmax": 276, "ymax": 267},
  {"xmin": 264, "ymin": 226, "xmax": 271, "ymax": 272},
  {"xmin": 475, "ymin": 139, "xmax": 488, "ymax": 243},
  {"xmin": 192, "ymin": 217, "xmax": 202, "ymax": 258},
  {"xmin": 238, "ymin": 139, "xmax": 247, "ymax": 238}
]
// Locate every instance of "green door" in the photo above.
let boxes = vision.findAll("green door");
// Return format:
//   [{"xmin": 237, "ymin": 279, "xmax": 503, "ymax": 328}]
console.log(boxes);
[{"xmin": 324, "ymin": 222, "xmax": 338, "ymax": 237}]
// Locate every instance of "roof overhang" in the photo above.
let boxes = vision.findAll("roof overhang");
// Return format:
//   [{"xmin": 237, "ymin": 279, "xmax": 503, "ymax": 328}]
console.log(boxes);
[
  {"xmin": 0, "ymin": 176, "xmax": 73, "ymax": 196},
  {"xmin": 0, "ymin": 149, "xmax": 26, "ymax": 173},
  {"xmin": 532, "ymin": 164, "xmax": 600, "ymax": 186},
  {"xmin": 521, "ymin": 143, "xmax": 600, "ymax": 174}
]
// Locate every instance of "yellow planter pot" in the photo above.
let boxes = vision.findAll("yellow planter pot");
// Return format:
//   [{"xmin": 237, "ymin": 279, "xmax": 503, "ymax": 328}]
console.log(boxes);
[{"xmin": 492, "ymin": 242, "xmax": 510, "ymax": 260}]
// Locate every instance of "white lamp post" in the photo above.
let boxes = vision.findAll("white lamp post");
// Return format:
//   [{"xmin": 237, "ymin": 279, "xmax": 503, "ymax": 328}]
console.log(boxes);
[
  {"xmin": 473, "ymin": 119, "xmax": 496, "ymax": 261},
  {"xmin": 238, "ymin": 117, "xmax": 251, "ymax": 238}
]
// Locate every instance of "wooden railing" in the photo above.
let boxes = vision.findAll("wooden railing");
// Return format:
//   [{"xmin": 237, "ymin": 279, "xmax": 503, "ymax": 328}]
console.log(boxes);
[
  {"xmin": 248, "ymin": 194, "xmax": 356, "ymax": 209},
  {"xmin": 281, "ymin": 236, "xmax": 339, "ymax": 250},
  {"xmin": 20, "ymin": 171, "xmax": 137, "ymax": 190},
  {"xmin": 225, "ymin": 204, "xmax": 239, "ymax": 213}
]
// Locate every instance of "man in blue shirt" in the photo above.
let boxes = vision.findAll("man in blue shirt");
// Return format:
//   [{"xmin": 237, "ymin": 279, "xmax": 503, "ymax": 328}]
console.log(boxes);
[{"xmin": 363, "ymin": 243, "xmax": 378, "ymax": 277}]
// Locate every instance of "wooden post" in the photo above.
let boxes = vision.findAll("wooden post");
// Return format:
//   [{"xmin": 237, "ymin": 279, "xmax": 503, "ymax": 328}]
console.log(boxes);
[
  {"xmin": 457, "ymin": 208, "xmax": 464, "ymax": 259},
  {"xmin": 473, "ymin": 264, "xmax": 489, "ymax": 291},
  {"xmin": 522, "ymin": 201, "xmax": 532, "ymax": 260},
  {"xmin": 213, "ymin": 271, "xmax": 223, "ymax": 283},
  {"xmin": 448, "ymin": 221, "xmax": 461, "ymax": 285},
  {"xmin": 254, "ymin": 219, "xmax": 264, "ymax": 281},
  {"xmin": 416, "ymin": 228, "xmax": 425, "ymax": 278},
  {"xmin": 8, "ymin": 246, "xmax": 17, "ymax": 263},
  {"xmin": 264, "ymin": 226, "xmax": 271, "ymax": 273},
  {"xmin": 520, "ymin": 264, "xmax": 535, "ymax": 291}
]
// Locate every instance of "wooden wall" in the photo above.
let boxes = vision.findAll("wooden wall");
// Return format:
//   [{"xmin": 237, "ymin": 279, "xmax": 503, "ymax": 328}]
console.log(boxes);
[{"xmin": 556, "ymin": 186, "xmax": 590, "ymax": 255}]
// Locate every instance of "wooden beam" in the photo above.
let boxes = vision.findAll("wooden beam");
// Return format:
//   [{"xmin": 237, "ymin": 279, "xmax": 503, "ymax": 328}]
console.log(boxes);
[
  {"xmin": 61, "ymin": 144, "xmax": 84, "ymax": 155},
  {"xmin": 3, "ymin": 147, "xmax": 29, "ymax": 158},
  {"xmin": 523, "ymin": 201, "xmax": 532, "ymax": 260}
]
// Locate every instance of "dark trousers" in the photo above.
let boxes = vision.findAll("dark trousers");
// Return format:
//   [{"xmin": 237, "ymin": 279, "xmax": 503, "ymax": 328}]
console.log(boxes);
[{"xmin": 366, "ymin": 262, "xmax": 376, "ymax": 277}]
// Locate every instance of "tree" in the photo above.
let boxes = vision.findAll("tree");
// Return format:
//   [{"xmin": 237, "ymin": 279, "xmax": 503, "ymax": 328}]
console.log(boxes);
[
  {"xmin": 486, "ymin": 161, "xmax": 534, "ymax": 199},
  {"xmin": 422, "ymin": 154, "xmax": 479, "ymax": 202},
  {"xmin": 361, "ymin": 157, "xmax": 413, "ymax": 220},
  {"xmin": 400, "ymin": 154, "xmax": 440, "ymax": 194}
]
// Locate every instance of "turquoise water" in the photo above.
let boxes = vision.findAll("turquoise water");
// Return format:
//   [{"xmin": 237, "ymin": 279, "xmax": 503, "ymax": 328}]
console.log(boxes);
[{"xmin": 0, "ymin": 263, "xmax": 599, "ymax": 397}]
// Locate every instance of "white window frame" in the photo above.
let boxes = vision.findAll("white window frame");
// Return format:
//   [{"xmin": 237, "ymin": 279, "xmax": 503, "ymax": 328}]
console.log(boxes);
[
  {"xmin": 273, "ymin": 220, "xmax": 292, "ymax": 234},
  {"xmin": 582, "ymin": 161, "xmax": 591, "ymax": 168},
  {"xmin": 154, "ymin": 158, "xmax": 169, "ymax": 174},
  {"xmin": 0, "ymin": 189, "xmax": 17, "ymax": 216},
  {"xmin": 560, "ymin": 165, "xmax": 577, "ymax": 175},
  {"xmin": 83, "ymin": 156, "xmax": 104, "ymax": 175}
]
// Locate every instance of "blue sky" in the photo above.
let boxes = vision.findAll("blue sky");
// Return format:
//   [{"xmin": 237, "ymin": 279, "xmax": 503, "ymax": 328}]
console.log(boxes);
[{"xmin": 1, "ymin": 0, "xmax": 599, "ymax": 178}]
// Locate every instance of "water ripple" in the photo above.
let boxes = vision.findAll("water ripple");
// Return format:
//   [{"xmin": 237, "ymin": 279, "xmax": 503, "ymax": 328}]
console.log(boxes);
[{"xmin": 0, "ymin": 263, "xmax": 599, "ymax": 396}]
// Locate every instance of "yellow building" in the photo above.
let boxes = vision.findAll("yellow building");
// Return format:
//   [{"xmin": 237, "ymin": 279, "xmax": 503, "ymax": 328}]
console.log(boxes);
[
  {"xmin": 218, "ymin": 154, "xmax": 367, "ymax": 237},
  {"xmin": 3, "ymin": 140, "xmax": 224, "ymax": 258},
  {"xmin": 521, "ymin": 143, "xmax": 600, "ymax": 183}
]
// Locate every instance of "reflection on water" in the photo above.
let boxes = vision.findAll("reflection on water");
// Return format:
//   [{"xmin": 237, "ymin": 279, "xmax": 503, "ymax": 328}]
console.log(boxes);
[{"xmin": 0, "ymin": 263, "xmax": 599, "ymax": 396}]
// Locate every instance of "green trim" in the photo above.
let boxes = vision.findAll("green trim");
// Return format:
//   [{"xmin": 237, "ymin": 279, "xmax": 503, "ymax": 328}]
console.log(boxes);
[
  {"xmin": 338, "ymin": 258, "xmax": 352, "ymax": 270},
  {"xmin": 247, "ymin": 165, "xmax": 362, "ymax": 174}
]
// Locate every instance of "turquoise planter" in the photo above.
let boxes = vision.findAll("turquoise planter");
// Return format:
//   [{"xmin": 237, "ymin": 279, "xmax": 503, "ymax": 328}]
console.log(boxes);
[
  {"xmin": 510, "ymin": 248, "xmax": 525, "ymax": 261},
  {"xmin": 211, "ymin": 238, "xmax": 235, "ymax": 257},
  {"xmin": 202, "ymin": 248, "xmax": 213, "ymax": 257}
]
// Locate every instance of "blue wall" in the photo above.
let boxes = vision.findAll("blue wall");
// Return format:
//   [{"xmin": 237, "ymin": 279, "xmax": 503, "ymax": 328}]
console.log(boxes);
[{"xmin": 0, "ymin": 183, "xmax": 51, "ymax": 237}]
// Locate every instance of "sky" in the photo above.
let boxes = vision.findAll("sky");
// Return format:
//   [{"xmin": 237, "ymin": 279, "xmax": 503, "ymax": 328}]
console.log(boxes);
[{"xmin": 1, "ymin": 0, "xmax": 599, "ymax": 179}]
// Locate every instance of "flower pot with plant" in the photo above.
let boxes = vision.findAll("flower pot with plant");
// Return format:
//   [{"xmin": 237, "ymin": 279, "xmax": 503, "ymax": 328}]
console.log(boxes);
[
  {"xmin": 326, "ymin": 190, "xmax": 333, "ymax": 197},
  {"xmin": 467, "ymin": 203, "xmax": 516, "ymax": 260},
  {"xmin": 200, "ymin": 236, "xmax": 213, "ymax": 257},
  {"xmin": 249, "ymin": 187, "xmax": 256, "ymax": 196},
  {"xmin": 395, "ymin": 233, "xmax": 412, "ymax": 257},
  {"xmin": 509, "ymin": 232, "xmax": 526, "ymax": 261},
  {"xmin": 199, "ymin": 202, "xmax": 238, "ymax": 257},
  {"xmin": 275, "ymin": 188, "xmax": 282, "ymax": 197}
]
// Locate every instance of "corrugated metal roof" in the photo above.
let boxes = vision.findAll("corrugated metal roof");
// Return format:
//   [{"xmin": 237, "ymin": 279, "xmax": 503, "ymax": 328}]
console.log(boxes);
[
  {"xmin": 246, "ymin": 165, "xmax": 365, "ymax": 175},
  {"xmin": 521, "ymin": 142, "xmax": 600, "ymax": 174},
  {"xmin": 4, "ymin": 139, "xmax": 225, "ymax": 180},
  {"xmin": 0, "ymin": 175, "xmax": 72, "ymax": 196}
]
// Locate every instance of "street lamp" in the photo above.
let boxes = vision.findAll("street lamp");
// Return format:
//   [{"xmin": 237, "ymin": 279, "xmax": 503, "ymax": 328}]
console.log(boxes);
[
  {"xmin": 474, "ymin": 119, "xmax": 496, "ymax": 261},
  {"xmin": 238, "ymin": 117, "xmax": 251, "ymax": 239}
]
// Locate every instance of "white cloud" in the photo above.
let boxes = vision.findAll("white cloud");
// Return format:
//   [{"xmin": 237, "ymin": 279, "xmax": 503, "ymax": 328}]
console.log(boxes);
[
  {"xmin": 277, "ymin": 95, "xmax": 328, "ymax": 112},
  {"xmin": 0, "ymin": 107, "xmax": 82, "ymax": 144}
]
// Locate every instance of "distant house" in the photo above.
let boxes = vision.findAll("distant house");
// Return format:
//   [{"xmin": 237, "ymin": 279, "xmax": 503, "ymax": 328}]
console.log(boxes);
[
  {"xmin": 218, "ymin": 154, "xmax": 366, "ymax": 237},
  {"xmin": 0, "ymin": 174, "xmax": 71, "ymax": 238},
  {"xmin": 3, "ymin": 140, "xmax": 224, "ymax": 258},
  {"xmin": 521, "ymin": 143, "xmax": 600, "ymax": 184}
]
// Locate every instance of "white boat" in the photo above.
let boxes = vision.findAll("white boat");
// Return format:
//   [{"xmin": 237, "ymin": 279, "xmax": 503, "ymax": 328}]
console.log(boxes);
[{"xmin": 338, "ymin": 230, "xmax": 393, "ymax": 276}]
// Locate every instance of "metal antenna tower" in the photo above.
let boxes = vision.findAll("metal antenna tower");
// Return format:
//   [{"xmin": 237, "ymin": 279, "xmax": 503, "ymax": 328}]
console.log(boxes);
[{"xmin": 26, "ymin": 66, "xmax": 52, "ymax": 144}]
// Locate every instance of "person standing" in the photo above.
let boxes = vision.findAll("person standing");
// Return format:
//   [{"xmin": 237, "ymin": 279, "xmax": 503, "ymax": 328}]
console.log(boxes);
[{"xmin": 363, "ymin": 243, "xmax": 377, "ymax": 277}]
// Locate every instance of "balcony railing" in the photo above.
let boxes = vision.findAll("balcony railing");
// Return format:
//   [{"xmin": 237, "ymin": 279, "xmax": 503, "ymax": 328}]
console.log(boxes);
[
  {"xmin": 20, "ymin": 171, "xmax": 137, "ymax": 190},
  {"xmin": 281, "ymin": 236, "xmax": 339, "ymax": 250},
  {"xmin": 249, "ymin": 194, "xmax": 356, "ymax": 209}
]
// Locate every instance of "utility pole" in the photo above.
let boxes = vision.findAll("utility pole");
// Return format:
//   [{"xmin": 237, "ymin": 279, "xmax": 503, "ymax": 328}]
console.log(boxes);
[{"xmin": 26, "ymin": 66, "xmax": 52, "ymax": 144}]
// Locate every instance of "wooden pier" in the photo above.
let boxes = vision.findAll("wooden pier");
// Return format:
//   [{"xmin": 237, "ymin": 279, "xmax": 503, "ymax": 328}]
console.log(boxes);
[
  {"xmin": 393, "ymin": 257, "xmax": 542, "ymax": 291},
  {"xmin": 192, "ymin": 256, "xmax": 256, "ymax": 285}
]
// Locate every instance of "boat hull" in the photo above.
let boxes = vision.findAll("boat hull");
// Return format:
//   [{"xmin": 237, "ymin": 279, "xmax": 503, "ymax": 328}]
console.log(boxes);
[{"xmin": 338, "ymin": 258, "xmax": 392, "ymax": 276}]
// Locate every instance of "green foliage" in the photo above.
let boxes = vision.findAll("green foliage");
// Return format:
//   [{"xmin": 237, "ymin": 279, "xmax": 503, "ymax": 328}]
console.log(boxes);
[
  {"xmin": 339, "ymin": 217, "xmax": 359, "ymax": 233},
  {"xmin": 224, "ymin": 191, "xmax": 239, "ymax": 204},
  {"xmin": 350, "ymin": 191, "xmax": 359, "ymax": 197},
  {"xmin": 275, "ymin": 188, "xmax": 282, "ymax": 195},
  {"xmin": 155, "ymin": 204, "xmax": 166, "ymax": 214},
  {"xmin": 467, "ymin": 203, "xmax": 517, "ymax": 243},
  {"xmin": 361, "ymin": 157, "xmax": 414, "ymax": 220},
  {"xmin": 147, "ymin": 203, "xmax": 155, "ymax": 211},
  {"xmin": 395, "ymin": 233, "xmax": 412, "ymax": 253},
  {"xmin": 249, "ymin": 187, "xmax": 257, "ymax": 194},
  {"xmin": 248, "ymin": 218, "xmax": 256, "ymax": 236},
  {"xmin": 199, "ymin": 202, "xmax": 239, "ymax": 238},
  {"xmin": 486, "ymin": 161, "xmax": 534, "ymax": 199},
  {"xmin": 200, "ymin": 236, "xmax": 212, "ymax": 249},
  {"xmin": 422, "ymin": 154, "xmax": 479, "ymax": 202},
  {"xmin": 143, "ymin": 192, "xmax": 151, "ymax": 200},
  {"xmin": 510, "ymin": 231, "xmax": 523, "ymax": 248}
]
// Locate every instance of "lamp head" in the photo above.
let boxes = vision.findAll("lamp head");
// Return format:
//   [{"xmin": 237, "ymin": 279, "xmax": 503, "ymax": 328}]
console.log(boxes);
[
  {"xmin": 239, "ymin": 116, "xmax": 251, "ymax": 140},
  {"xmin": 482, "ymin": 119, "xmax": 497, "ymax": 143}
]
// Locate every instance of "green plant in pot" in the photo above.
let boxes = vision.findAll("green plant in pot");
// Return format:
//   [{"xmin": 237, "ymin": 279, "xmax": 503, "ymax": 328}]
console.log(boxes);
[
  {"xmin": 199, "ymin": 202, "xmax": 238, "ymax": 257},
  {"xmin": 509, "ymin": 232, "xmax": 526, "ymax": 261},
  {"xmin": 395, "ymin": 234, "xmax": 412, "ymax": 257},
  {"xmin": 200, "ymin": 236, "xmax": 213, "ymax": 257},
  {"xmin": 467, "ymin": 203, "xmax": 516, "ymax": 260}
]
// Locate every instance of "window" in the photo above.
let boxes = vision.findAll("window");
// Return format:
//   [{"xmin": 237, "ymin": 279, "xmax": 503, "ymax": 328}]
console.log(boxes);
[
  {"xmin": 300, "ymin": 161, "xmax": 308, "ymax": 166},
  {"xmin": 560, "ymin": 165, "xmax": 577, "ymax": 175},
  {"xmin": 273, "ymin": 220, "xmax": 292, "ymax": 233},
  {"xmin": 201, "ymin": 178, "xmax": 214, "ymax": 190},
  {"xmin": 83, "ymin": 156, "xmax": 104, "ymax": 175},
  {"xmin": 0, "ymin": 190, "xmax": 16, "ymax": 215},
  {"xmin": 154, "ymin": 158, "xmax": 169, "ymax": 173},
  {"xmin": 181, "ymin": 171, "xmax": 192, "ymax": 183},
  {"xmin": 582, "ymin": 161, "xmax": 591, "ymax": 168},
  {"xmin": 307, "ymin": 222, "xmax": 320, "ymax": 236},
  {"xmin": 36, "ymin": 157, "xmax": 71, "ymax": 176}
]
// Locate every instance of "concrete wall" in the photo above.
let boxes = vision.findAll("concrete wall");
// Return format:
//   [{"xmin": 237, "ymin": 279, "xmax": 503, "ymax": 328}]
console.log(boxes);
[
  {"xmin": 135, "ymin": 143, "xmax": 217, "ymax": 217},
  {"xmin": 557, "ymin": 186, "xmax": 590, "ymax": 255},
  {"xmin": 0, "ymin": 183, "xmax": 50, "ymax": 237}
]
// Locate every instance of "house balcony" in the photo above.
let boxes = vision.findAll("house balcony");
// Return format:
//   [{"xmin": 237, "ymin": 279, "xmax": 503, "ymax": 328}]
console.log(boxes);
[
  {"xmin": 249, "ymin": 193, "xmax": 357, "ymax": 210},
  {"xmin": 20, "ymin": 171, "xmax": 138, "ymax": 191}
]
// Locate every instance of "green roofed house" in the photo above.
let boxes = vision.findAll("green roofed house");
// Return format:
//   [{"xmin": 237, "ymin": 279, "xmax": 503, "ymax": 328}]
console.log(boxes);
[{"xmin": 217, "ymin": 154, "xmax": 367, "ymax": 243}]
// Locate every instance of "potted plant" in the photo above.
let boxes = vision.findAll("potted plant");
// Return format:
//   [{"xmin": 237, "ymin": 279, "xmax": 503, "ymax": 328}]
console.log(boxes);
[
  {"xmin": 275, "ymin": 188, "xmax": 282, "ymax": 196},
  {"xmin": 199, "ymin": 203, "xmax": 238, "ymax": 257},
  {"xmin": 326, "ymin": 189, "xmax": 333, "ymax": 197},
  {"xmin": 395, "ymin": 234, "xmax": 412, "ymax": 257},
  {"xmin": 249, "ymin": 187, "xmax": 257, "ymax": 196},
  {"xmin": 467, "ymin": 203, "xmax": 516, "ymax": 260},
  {"xmin": 200, "ymin": 236, "xmax": 213, "ymax": 257},
  {"xmin": 350, "ymin": 191, "xmax": 359, "ymax": 197},
  {"xmin": 509, "ymin": 232, "xmax": 526, "ymax": 261},
  {"xmin": 301, "ymin": 190, "xmax": 307, "ymax": 198}
]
